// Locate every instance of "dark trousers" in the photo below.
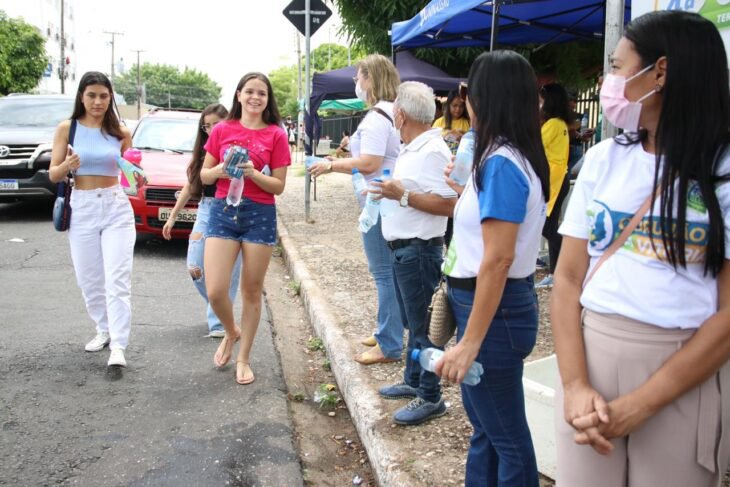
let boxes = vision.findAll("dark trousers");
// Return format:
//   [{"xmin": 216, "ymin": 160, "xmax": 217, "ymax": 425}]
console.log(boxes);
[
  {"xmin": 391, "ymin": 242, "xmax": 443, "ymax": 403},
  {"xmin": 542, "ymin": 176, "xmax": 570, "ymax": 274}
]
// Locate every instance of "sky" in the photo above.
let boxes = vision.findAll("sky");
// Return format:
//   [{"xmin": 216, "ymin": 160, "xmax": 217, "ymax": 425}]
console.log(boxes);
[{"xmin": 21, "ymin": 0, "xmax": 349, "ymax": 103}]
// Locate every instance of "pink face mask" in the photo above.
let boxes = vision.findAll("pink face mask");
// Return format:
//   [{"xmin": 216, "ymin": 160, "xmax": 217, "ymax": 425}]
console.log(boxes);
[{"xmin": 599, "ymin": 63, "xmax": 656, "ymax": 131}]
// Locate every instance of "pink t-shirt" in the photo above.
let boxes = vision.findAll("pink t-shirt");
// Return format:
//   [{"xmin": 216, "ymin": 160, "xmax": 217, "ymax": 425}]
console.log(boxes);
[{"xmin": 204, "ymin": 120, "xmax": 291, "ymax": 204}]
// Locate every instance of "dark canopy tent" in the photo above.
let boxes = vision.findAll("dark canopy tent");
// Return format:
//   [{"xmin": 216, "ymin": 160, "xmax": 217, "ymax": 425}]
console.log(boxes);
[
  {"xmin": 391, "ymin": 0, "xmax": 631, "ymax": 50},
  {"xmin": 305, "ymin": 51, "xmax": 463, "ymax": 154}
]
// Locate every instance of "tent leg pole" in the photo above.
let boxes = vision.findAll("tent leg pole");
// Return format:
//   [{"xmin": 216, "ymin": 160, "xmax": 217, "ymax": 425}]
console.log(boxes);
[
  {"xmin": 601, "ymin": 0, "xmax": 624, "ymax": 141},
  {"xmin": 305, "ymin": 0, "xmax": 313, "ymax": 223},
  {"xmin": 490, "ymin": 0, "xmax": 501, "ymax": 52}
]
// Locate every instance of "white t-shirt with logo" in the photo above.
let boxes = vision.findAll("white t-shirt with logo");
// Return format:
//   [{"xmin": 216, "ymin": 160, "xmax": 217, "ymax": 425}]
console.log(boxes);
[
  {"xmin": 560, "ymin": 138, "xmax": 730, "ymax": 329},
  {"xmin": 444, "ymin": 145, "xmax": 547, "ymax": 279},
  {"xmin": 348, "ymin": 101, "xmax": 400, "ymax": 183},
  {"xmin": 381, "ymin": 128, "xmax": 457, "ymax": 242}
]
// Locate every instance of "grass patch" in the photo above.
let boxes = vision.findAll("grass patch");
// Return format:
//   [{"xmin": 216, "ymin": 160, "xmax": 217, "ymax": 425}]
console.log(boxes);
[
  {"xmin": 307, "ymin": 337, "xmax": 324, "ymax": 352},
  {"xmin": 315, "ymin": 383, "xmax": 339, "ymax": 410},
  {"xmin": 287, "ymin": 280, "xmax": 301, "ymax": 296},
  {"xmin": 322, "ymin": 359, "xmax": 331, "ymax": 371}
]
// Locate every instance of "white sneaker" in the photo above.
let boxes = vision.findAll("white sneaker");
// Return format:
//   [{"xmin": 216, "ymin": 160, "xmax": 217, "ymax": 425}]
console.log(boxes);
[
  {"xmin": 85, "ymin": 331, "xmax": 110, "ymax": 352},
  {"xmin": 208, "ymin": 329, "xmax": 226, "ymax": 338},
  {"xmin": 107, "ymin": 349, "xmax": 127, "ymax": 367}
]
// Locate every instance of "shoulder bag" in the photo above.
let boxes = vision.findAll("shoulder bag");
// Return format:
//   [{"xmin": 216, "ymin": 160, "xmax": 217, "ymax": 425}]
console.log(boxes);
[{"xmin": 52, "ymin": 119, "xmax": 77, "ymax": 232}]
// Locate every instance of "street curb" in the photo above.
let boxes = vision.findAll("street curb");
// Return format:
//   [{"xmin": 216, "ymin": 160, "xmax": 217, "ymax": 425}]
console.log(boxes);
[{"xmin": 277, "ymin": 218, "xmax": 413, "ymax": 487}]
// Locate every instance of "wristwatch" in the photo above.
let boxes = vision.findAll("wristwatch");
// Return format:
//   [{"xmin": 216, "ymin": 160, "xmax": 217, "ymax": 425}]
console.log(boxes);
[{"xmin": 399, "ymin": 189, "xmax": 410, "ymax": 208}]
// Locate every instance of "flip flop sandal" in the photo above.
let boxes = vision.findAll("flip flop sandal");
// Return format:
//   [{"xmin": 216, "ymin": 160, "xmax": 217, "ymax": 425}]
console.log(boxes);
[
  {"xmin": 214, "ymin": 333, "xmax": 240, "ymax": 368},
  {"xmin": 236, "ymin": 361, "xmax": 255, "ymax": 385}
]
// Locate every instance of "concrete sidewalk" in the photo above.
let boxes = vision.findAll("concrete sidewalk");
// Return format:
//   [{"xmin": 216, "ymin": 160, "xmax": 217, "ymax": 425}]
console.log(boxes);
[{"xmin": 276, "ymin": 170, "xmax": 473, "ymax": 486}]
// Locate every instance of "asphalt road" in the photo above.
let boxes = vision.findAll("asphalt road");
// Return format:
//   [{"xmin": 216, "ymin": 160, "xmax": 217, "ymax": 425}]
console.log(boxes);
[{"xmin": 0, "ymin": 199, "xmax": 303, "ymax": 487}]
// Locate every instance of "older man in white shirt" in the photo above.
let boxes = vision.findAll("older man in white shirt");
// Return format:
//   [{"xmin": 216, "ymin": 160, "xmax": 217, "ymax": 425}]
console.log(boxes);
[{"xmin": 374, "ymin": 81, "xmax": 458, "ymax": 425}]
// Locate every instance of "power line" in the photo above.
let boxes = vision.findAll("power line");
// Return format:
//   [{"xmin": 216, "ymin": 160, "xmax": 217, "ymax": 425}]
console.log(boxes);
[{"xmin": 103, "ymin": 30, "xmax": 124, "ymax": 85}]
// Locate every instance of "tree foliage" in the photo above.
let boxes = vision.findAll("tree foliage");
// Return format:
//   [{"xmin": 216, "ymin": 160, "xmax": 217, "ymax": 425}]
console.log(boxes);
[
  {"xmin": 332, "ymin": 0, "xmax": 602, "ymax": 87},
  {"xmin": 114, "ymin": 63, "xmax": 221, "ymax": 110},
  {"xmin": 268, "ymin": 42, "xmax": 364, "ymax": 118},
  {"xmin": 0, "ymin": 11, "xmax": 48, "ymax": 95}
]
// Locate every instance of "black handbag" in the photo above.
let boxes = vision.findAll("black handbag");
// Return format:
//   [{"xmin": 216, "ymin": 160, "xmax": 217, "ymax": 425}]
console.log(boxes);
[{"xmin": 52, "ymin": 119, "xmax": 77, "ymax": 232}]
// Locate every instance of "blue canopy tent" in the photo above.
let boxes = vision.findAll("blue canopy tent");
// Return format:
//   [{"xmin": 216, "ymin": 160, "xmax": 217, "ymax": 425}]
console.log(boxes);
[
  {"xmin": 391, "ymin": 0, "xmax": 631, "ymax": 51},
  {"xmin": 305, "ymin": 51, "xmax": 462, "ymax": 155}
]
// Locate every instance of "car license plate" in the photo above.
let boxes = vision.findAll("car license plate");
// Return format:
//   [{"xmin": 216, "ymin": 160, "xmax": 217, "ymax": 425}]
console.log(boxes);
[
  {"xmin": 0, "ymin": 180, "xmax": 18, "ymax": 190},
  {"xmin": 158, "ymin": 208, "xmax": 196, "ymax": 222}
]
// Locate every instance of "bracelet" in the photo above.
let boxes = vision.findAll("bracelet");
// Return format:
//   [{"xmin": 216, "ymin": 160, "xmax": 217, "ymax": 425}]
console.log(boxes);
[{"xmin": 326, "ymin": 161, "xmax": 333, "ymax": 172}]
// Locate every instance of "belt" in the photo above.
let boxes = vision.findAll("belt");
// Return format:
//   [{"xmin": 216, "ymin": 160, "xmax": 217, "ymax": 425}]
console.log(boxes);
[
  {"xmin": 387, "ymin": 236, "xmax": 445, "ymax": 251},
  {"xmin": 447, "ymin": 275, "xmax": 533, "ymax": 292}
]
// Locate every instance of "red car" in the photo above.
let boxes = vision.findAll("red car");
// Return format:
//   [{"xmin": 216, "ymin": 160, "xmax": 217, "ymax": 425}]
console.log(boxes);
[{"xmin": 127, "ymin": 109, "xmax": 201, "ymax": 238}]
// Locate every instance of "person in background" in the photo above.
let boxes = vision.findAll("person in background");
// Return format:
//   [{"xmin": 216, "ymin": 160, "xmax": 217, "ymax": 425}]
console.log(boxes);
[
  {"xmin": 308, "ymin": 54, "xmax": 404, "ymax": 365},
  {"xmin": 162, "ymin": 103, "xmax": 242, "ymax": 338},
  {"xmin": 552, "ymin": 11, "xmax": 730, "ymax": 486},
  {"xmin": 535, "ymin": 83, "xmax": 574, "ymax": 289},
  {"xmin": 335, "ymin": 130, "xmax": 350, "ymax": 157},
  {"xmin": 375, "ymin": 81, "xmax": 457, "ymax": 425},
  {"xmin": 433, "ymin": 97, "xmax": 444, "ymax": 123},
  {"xmin": 288, "ymin": 122, "xmax": 297, "ymax": 154},
  {"xmin": 435, "ymin": 50, "xmax": 549, "ymax": 487},
  {"xmin": 48, "ymin": 71, "xmax": 135, "ymax": 368},
  {"xmin": 200, "ymin": 72, "xmax": 290, "ymax": 385},
  {"xmin": 432, "ymin": 89, "xmax": 471, "ymax": 154}
]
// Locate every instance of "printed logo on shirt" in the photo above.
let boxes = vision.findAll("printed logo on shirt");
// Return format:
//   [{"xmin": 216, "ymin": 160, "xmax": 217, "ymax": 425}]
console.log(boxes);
[
  {"xmin": 687, "ymin": 182, "xmax": 707, "ymax": 214},
  {"xmin": 588, "ymin": 200, "xmax": 708, "ymax": 263}
]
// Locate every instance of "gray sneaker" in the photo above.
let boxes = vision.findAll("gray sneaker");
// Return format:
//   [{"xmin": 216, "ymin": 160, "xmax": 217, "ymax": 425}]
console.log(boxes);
[
  {"xmin": 379, "ymin": 382, "xmax": 418, "ymax": 400},
  {"xmin": 85, "ymin": 331, "xmax": 110, "ymax": 352},
  {"xmin": 393, "ymin": 397, "xmax": 447, "ymax": 425}
]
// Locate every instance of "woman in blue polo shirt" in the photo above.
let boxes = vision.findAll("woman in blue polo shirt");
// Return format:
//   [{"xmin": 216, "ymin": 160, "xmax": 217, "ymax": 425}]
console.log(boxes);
[{"xmin": 436, "ymin": 50, "xmax": 550, "ymax": 487}]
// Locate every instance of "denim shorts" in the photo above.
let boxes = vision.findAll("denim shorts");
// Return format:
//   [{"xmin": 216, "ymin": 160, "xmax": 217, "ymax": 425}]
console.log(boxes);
[{"xmin": 205, "ymin": 197, "xmax": 277, "ymax": 246}]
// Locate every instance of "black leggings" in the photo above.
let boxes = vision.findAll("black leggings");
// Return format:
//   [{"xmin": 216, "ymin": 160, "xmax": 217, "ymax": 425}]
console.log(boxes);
[{"xmin": 542, "ymin": 177, "xmax": 570, "ymax": 275}]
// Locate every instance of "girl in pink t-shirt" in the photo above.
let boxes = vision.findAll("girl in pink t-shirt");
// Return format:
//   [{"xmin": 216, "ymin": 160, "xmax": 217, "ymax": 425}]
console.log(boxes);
[{"xmin": 200, "ymin": 72, "xmax": 291, "ymax": 384}]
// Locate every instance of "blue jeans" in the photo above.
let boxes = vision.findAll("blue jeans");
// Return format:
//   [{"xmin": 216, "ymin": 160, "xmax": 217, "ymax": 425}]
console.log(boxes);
[
  {"xmin": 188, "ymin": 197, "xmax": 242, "ymax": 333},
  {"xmin": 449, "ymin": 276, "xmax": 539, "ymax": 487},
  {"xmin": 360, "ymin": 215, "xmax": 403, "ymax": 359},
  {"xmin": 392, "ymin": 242, "xmax": 443, "ymax": 403}
]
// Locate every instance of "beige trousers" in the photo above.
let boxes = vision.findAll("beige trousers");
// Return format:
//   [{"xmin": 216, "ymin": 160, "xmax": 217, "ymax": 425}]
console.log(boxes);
[{"xmin": 555, "ymin": 310, "xmax": 730, "ymax": 487}]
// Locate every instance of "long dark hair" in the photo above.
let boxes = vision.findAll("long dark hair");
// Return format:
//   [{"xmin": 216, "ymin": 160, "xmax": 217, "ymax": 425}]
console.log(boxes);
[
  {"xmin": 71, "ymin": 71, "xmax": 124, "ymax": 140},
  {"xmin": 540, "ymin": 83, "xmax": 574, "ymax": 126},
  {"xmin": 228, "ymin": 72, "xmax": 281, "ymax": 126},
  {"xmin": 467, "ymin": 50, "xmax": 549, "ymax": 201},
  {"xmin": 443, "ymin": 89, "xmax": 467, "ymax": 130},
  {"xmin": 621, "ymin": 10, "xmax": 730, "ymax": 276},
  {"xmin": 188, "ymin": 103, "xmax": 228, "ymax": 196}
]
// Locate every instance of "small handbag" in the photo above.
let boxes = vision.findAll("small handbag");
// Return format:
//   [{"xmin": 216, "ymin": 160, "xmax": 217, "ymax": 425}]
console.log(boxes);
[
  {"xmin": 427, "ymin": 275, "xmax": 456, "ymax": 347},
  {"xmin": 52, "ymin": 119, "xmax": 77, "ymax": 232}
]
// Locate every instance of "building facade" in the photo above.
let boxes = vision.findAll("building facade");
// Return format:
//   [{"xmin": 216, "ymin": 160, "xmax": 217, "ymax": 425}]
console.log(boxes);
[{"xmin": 0, "ymin": 0, "xmax": 77, "ymax": 94}]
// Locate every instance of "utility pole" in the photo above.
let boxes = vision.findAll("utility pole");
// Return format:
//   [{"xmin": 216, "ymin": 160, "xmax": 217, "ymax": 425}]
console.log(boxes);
[
  {"xmin": 304, "ymin": 0, "xmax": 312, "ymax": 223},
  {"xmin": 59, "ymin": 0, "xmax": 66, "ymax": 93},
  {"xmin": 132, "ymin": 49, "xmax": 145, "ymax": 119},
  {"xmin": 601, "ymin": 0, "xmax": 625, "ymax": 141},
  {"xmin": 103, "ymin": 30, "xmax": 124, "ymax": 85}
]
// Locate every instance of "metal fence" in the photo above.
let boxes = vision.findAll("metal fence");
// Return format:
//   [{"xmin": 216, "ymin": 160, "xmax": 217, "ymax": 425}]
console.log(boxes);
[{"xmin": 317, "ymin": 113, "xmax": 366, "ymax": 153}]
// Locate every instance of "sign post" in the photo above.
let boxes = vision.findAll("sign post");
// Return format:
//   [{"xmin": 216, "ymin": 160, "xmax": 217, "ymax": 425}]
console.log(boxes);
[{"xmin": 283, "ymin": 0, "xmax": 332, "ymax": 223}]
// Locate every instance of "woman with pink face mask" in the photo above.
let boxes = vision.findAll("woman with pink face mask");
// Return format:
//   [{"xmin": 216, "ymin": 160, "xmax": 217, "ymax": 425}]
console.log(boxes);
[{"xmin": 551, "ymin": 11, "xmax": 730, "ymax": 486}]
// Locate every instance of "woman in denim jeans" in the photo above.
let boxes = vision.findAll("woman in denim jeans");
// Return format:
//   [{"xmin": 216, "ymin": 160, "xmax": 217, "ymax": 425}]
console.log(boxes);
[
  {"xmin": 435, "ymin": 51, "xmax": 550, "ymax": 486},
  {"xmin": 163, "ymin": 104, "xmax": 241, "ymax": 338}
]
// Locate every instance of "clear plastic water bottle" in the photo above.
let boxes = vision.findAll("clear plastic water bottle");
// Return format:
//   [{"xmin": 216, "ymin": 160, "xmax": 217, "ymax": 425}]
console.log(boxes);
[
  {"xmin": 351, "ymin": 168, "xmax": 367, "ymax": 207},
  {"xmin": 358, "ymin": 178, "xmax": 382, "ymax": 233},
  {"xmin": 412, "ymin": 348, "xmax": 483, "ymax": 386},
  {"xmin": 226, "ymin": 176, "xmax": 244, "ymax": 207},
  {"xmin": 379, "ymin": 168, "xmax": 397, "ymax": 218},
  {"xmin": 450, "ymin": 130, "xmax": 475, "ymax": 185}
]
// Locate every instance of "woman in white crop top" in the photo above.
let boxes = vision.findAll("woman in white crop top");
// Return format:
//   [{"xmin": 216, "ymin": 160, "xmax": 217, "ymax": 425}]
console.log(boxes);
[
  {"xmin": 49, "ymin": 71, "xmax": 135, "ymax": 368},
  {"xmin": 551, "ymin": 12, "xmax": 730, "ymax": 486}
]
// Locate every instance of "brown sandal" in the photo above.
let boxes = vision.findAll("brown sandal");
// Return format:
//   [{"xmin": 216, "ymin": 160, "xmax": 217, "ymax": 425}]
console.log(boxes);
[
  {"xmin": 236, "ymin": 361, "xmax": 255, "ymax": 385},
  {"xmin": 213, "ymin": 332, "xmax": 240, "ymax": 368}
]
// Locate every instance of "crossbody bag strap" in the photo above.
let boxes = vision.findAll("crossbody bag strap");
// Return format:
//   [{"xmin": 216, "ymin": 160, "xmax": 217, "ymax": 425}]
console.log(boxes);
[
  {"xmin": 368, "ymin": 106, "xmax": 393, "ymax": 125},
  {"xmin": 68, "ymin": 119, "xmax": 77, "ymax": 181},
  {"xmin": 584, "ymin": 192, "xmax": 655, "ymax": 286}
]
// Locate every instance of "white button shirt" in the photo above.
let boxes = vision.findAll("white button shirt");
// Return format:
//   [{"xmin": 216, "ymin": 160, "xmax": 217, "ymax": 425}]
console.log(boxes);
[{"xmin": 381, "ymin": 128, "xmax": 457, "ymax": 242}]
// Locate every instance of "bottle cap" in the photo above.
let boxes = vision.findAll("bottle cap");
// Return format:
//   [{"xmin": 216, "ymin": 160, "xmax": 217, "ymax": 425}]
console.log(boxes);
[
  {"xmin": 411, "ymin": 349, "xmax": 421, "ymax": 361},
  {"xmin": 352, "ymin": 168, "xmax": 359, "ymax": 174},
  {"xmin": 383, "ymin": 168, "xmax": 391, "ymax": 176}
]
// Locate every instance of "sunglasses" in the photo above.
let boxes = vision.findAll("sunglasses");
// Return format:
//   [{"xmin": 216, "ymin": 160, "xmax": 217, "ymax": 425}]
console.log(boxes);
[{"xmin": 458, "ymin": 82, "xmax": 468, "ymax": 101}]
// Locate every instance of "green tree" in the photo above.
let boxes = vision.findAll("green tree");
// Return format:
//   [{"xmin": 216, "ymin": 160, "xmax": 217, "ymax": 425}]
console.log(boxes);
[
  {"xmin": 308, "ymin": 43, "xmax": 364, "ymax": 72},
  {"xmin": 0, "ymin": 11, "xmax": 48, "ymax": 95},
  {"xmin": 269, "ymin": 64, "xmax": 299, "ymax": 119},
  {"xmin": 114, "ymin": 63, "xmax": 221, "ymax": 110},
  {"xmin": 332, "ymin": 0, "xmax": 602, "ymax": 86}
]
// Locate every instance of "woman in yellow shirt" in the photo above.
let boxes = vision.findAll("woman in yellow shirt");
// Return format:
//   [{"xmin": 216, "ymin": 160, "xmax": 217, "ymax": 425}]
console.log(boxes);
[
  {"xmin": 537, "ymin": 83, "xmax": 573, "ymax": 288},
  {"xmin": 432, "ymin": 89, "xmax": 471, "ymax": 153}
]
